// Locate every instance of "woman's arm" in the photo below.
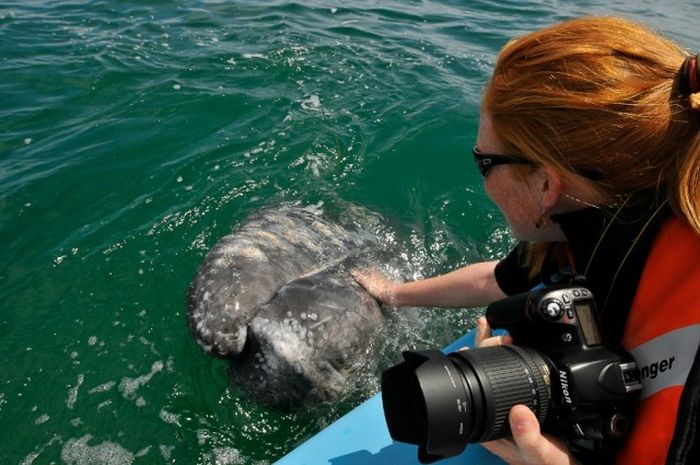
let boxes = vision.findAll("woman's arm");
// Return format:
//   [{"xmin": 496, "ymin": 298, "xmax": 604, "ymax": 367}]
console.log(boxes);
[{"xmin": 352, "ymin": 260, "xmax": 507, "ymax": 308}]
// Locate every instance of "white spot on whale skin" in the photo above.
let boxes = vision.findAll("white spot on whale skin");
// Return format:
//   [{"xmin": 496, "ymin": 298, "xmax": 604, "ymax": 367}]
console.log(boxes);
[
  {"xmin": 309, "ymin": 315, "xmax": 333, "ymax": 330},
  {"xmin": 253, "ymin": 317, "xmax": 313, "ymax": 368},
  {"xmin": 195, "ymin": 320, "xmax": 211, "ymax": 335}
]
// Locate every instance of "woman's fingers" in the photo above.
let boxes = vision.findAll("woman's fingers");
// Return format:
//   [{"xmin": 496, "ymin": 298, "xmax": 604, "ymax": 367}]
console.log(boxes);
[
  {"xmin": 508, "ymin": 405, "xmax": 550, "ymax": 463},
  {"xmin": 509, "ymin": 405, "xmax": 578, "ymax": 465},
  {"xmin": 482, "ymin": 438, "xmax": 523, "ymax": 465},
  {"xmin": 475, "ymin": 316, "xmax": 491, "ymax": 346},
  {"xmin": 475, "ymin": 316, "xmax": 513, "ymax": 347},
  {"xmin": 482, "ymin": 405, "xmax": 580, "ymax": 465},
  {"xmin": 351, "ymin": 269, "xmax": 398, "ymax": 306}
]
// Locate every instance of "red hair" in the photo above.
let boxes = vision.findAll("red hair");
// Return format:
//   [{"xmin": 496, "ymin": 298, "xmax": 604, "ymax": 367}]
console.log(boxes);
[{"xmin": 483, "ymin": 17, "xmax": 700, "ymax": 233}]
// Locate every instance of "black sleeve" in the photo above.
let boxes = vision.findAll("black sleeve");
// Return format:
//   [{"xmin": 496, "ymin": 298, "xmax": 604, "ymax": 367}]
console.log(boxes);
[
  {"xmin": 665, "ymin": 343, "xmax": 700, "ymax": 465},
  {"xmin": 494, "ymin": 242, "xmax": 539, "ymax": 295}
]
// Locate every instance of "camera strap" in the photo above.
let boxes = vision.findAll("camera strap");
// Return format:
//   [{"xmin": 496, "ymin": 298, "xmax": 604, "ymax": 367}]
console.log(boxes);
[{"xmin": 585, "ymin": 197, "xmax": 668, "ymax": 317}]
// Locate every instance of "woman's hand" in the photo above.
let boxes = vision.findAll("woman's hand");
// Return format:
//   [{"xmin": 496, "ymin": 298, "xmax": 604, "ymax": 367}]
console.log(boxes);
[
  {"xmin": 475, "ymin": 316, "xmax": 514, "ymax": 346},
  {"xmin": 482, "ymin": 406, "xmax": 579, "ymax": 465},
  {"xmin": 475, "ymin": 317, "xmax": 581, "ymax": 465},
  {"xmin": 351, "ymin": 269, "xmax": 400, "ymax": 306}
]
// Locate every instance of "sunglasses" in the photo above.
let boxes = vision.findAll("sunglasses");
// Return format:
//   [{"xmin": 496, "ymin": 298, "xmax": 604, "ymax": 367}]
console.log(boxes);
[
  {"xmin": 472, "ymin": 146, "xmax": 603, "ymax": 180},
  {"xmin": 472, "ymin": 146, "xmax": 535, "ymax": 177}
]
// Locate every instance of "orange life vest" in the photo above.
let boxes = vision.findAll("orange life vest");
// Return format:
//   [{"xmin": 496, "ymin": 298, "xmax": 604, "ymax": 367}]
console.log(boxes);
[{"xmin": 615, "ymin": 216, "xmax": 700, "ymax": 465}]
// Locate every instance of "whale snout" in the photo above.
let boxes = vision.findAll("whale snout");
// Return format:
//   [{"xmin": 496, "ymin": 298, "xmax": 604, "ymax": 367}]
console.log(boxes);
[{"xmin": 186, "ymin": 281, "xmax": 250, "ymax": 358}]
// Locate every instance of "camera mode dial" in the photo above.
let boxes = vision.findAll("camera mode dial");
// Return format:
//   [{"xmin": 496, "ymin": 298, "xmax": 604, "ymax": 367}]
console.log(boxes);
[{"xmin": 540, "ymin": 299, "xmax": 564, "ymax": 320}]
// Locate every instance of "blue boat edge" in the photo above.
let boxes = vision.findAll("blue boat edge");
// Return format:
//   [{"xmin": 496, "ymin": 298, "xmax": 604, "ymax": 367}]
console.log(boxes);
[{"xmin": 273, "ymin": 329, "xmax": 507, "ymax": 465}]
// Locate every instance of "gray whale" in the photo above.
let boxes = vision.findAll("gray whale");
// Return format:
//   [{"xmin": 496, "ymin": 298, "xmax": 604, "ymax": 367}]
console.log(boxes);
[{"xmin": 187, "ymin": 204, "xmax": 384, "ymax": 407}]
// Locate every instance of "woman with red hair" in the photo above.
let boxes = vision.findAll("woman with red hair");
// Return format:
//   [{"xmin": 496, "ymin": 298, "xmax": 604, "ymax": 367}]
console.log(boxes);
[{"xmin": 355, "ymin": 17, "xmax": 700, "ymax": 465}]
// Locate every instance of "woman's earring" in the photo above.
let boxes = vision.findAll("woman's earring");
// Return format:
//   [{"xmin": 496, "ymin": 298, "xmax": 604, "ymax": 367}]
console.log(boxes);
[{"xmin": 535, "ymin": 208, "xmax": 548, "ymax": 229}]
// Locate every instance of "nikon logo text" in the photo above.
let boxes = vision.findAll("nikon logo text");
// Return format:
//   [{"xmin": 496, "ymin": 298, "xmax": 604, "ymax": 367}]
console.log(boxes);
[{"xmin": 559, "ymin": 370, "xmax": 573, "ymax": 404}]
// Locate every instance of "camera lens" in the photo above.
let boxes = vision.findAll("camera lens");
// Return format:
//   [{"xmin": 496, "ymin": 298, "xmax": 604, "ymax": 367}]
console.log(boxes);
[
  {"xmin": 381, "ymin": 345, "xmax": 553, "ymax": 463},
  {"xmin": 457, "ymin": 345, "xmax": 552, "ymax": 441}
]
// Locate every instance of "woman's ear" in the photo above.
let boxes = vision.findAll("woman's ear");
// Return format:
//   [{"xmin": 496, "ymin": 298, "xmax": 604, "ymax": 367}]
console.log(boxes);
[{"xmin": 535, "ymin": 165, "xmax": 562, "ymax": 210}]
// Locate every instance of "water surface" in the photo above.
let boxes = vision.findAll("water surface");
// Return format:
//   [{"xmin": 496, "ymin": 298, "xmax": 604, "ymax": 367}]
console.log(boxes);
[{"xmin": 1, "ymin": 1, "xmax": 698, "ymax": 463}]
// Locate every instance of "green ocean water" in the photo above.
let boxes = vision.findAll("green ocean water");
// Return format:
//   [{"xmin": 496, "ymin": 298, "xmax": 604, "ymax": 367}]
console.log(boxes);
[{"xmin": 1, "ymin": 1, "xmax": 698, "ymax": 463}]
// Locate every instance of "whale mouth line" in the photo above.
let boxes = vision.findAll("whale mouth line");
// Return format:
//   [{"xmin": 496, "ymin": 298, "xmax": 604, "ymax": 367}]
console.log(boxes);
[{"xmin": 231, "ymin": 250, "xmax": 366, "ymax": 352}]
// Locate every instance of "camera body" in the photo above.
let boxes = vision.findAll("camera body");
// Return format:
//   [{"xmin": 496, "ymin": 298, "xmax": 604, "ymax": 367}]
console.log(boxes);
[
  {"xmin": 381, "ymin": 285, "xmax": 642, "ymax": 464},
  {"xmin": 488, "ymin": 286, "xmax": 642, "ymax": 446}
]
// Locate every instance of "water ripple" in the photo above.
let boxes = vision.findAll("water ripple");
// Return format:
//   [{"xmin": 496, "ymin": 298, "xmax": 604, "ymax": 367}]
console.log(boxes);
[{"xmin": 1, "ymin": 1, "xmax": 698, "ymax": 464}]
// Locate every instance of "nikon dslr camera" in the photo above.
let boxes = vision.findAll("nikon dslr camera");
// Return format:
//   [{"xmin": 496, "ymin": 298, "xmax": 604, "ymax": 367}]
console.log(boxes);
[{"xmin": 381, "ymin": 285, "xmax": 642, "ymax": 463}]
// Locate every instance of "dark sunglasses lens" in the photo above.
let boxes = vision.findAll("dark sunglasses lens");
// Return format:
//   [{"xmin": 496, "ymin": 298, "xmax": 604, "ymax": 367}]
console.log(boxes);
[
  {"xmin": 473, "ymin": 154, "xmax": 496, "ymax": 177},
  {"xmin": 473, "ymin": 149, "xmax": 532, "ymax": 177},
  {"xmin": 477, "ymin": 160, "xmax": 491, "ymax": 177}
]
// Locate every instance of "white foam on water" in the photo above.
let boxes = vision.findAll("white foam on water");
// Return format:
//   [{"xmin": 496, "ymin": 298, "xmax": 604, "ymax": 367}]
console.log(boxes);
[
  {"xmin": 159, "ymin": 445, "xmax": 174, "ymax": 461},
  {"xmin": 300, "ymin": 94, "xmax": 321, "ymax": 110},
  {"xmin": 210, "ymin": 447, "xmax": 244, "ymax": 465},
  {"xmin": 96, "ymin": 400, "xmax": 112, "ymax": 411},
  {"xmin": 118, "ymin": 360, "xmax": 163, "ymax": 401},
  {"xmin": 88, "ymin": 381, "xmax": 115, "ymax": 394},
  {"xmin": 21, "ymin": 451, "xmax": 40, "ymax": 465},
  {"xmin": 20, "ymin": 434, "xmax": 61, "ymax": 465},
  {"xmin": 60, "ymin": 435, "xmax": 134, "ymax": 465},
  {"xmin": 197, "ymin": 429, "xmax": 210, "ymax": 446},
  {"xmin": 66, "ymin": 374, "xmax": 84, "ymax": 410},
  {"xmin": 159, "ymin": 409, "xmax": 181, "ymax": 426}
]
